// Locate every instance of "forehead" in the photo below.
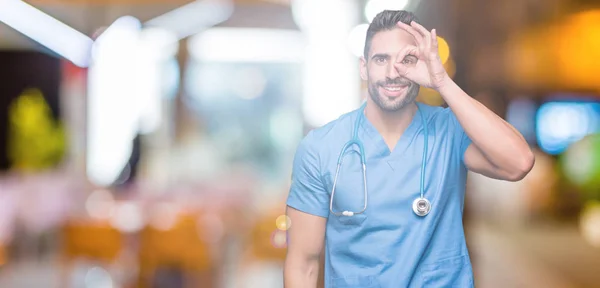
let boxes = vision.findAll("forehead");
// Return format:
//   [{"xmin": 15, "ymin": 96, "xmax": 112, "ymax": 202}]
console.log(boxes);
[{"xmin": 369, "ymin": 28, "xmax": 416, "ymax": 58}]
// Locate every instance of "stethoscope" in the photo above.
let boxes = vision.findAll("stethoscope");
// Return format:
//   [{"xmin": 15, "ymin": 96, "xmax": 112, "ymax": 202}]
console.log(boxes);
[{"xmin": 329, "ymin": 102, "xmax": 431, "ymax": 217}]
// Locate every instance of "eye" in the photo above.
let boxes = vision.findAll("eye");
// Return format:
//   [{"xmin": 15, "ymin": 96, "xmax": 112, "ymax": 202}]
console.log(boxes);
[
  {"xmin": 375, "ymin": 57, "xmax": 386, "ymax": 64},
  {"xmin": 402, "ymin": 55, "xmax": 417, "ymax": 64}
]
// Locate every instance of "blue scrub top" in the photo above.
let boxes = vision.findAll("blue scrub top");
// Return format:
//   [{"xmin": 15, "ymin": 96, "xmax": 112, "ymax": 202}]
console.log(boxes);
[{"xmin": 286, "ymin": 102, "xmax": 475, "ymax": 288}]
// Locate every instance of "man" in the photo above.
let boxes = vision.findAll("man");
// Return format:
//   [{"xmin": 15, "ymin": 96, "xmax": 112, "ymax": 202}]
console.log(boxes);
[{"xmin": 284, "ymin": 10, "xmax": 534, "ymax": 288}]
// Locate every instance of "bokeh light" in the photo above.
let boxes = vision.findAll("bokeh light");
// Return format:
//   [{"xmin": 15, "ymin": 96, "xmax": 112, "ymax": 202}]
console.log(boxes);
[
  {"xmin": 84, "ymin": 266, "xmax": 113, "ymax": 288},
  {"xmin": 85, "ymin": 189, "xmax": 115, "ymax": 220},
  {"xmin": 271, "ymin": 230, "xmax": 287, "ymax": 249},
  {"xmin": 561, "ymin": 134, "xmax": 600, "ymax": 196},
  {"xmin": 437, "ymin": 36, "xmax": 450, "ymax": 64},
  {"xmin": 364, "ymin": 0, "xmax": 410, "ymax": 23},
  {"xmin": 507, "ymin": 10, "xmax": 600, "ymax": 91},
  {"xmin": 347, "ymin": 24, "xmax": 369, "ymax": 58},
  {"xmin": 555, "ymin": 10, "xmax": 600, "ymax": 91},
  {"xmin": 536, "ymin": 102, "xmax": 600, "ymax": 155},
  {"xmin": 149, "ymin": 202, "xmax": 179, "ymax": 231},
  {"xmin": 275, "ymin": 215, "xmax": 291, "ymax": 231},
  {"xmin": 580, "ymin": 201, "xmax": 600, "ymax": 248},
  {"xmin": 109, "ymin": 202, "xmax": 144, "ymax": 233}
]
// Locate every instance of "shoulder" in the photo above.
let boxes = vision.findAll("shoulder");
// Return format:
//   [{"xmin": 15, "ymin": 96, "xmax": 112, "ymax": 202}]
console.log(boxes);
[
  {"xmin": 297, "ymin": 108, "xmax": 358, "ymax": 152},
  {"xmin": 292, "ymin": 109, "xmax": 357, "ymax": 174},
  {"xmin": 417, "ymin": 102, "xmax": 450, "ymax": 120},
  {"xmin": 417, "ymin": 102, "xmax": 461, "ymax": 130}
]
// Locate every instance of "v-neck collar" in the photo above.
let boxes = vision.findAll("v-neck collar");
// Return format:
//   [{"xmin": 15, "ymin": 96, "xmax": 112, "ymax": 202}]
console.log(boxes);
[{"xmin": 358, "ymin": 102, "xmax": 425, "ymax": 163}]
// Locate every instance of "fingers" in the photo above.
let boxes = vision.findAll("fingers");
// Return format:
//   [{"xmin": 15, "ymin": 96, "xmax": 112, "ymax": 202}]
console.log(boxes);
[
  {"xmin": 398, "ymin": 21, "xmax": 439, "ymax": 55},
  {"xmin": 396, "ymin": 21, "xmax": 424, "ymax": 48},
  {"xmin": 394, "ymin": 44, "xmax": 419, "ymax": 63},
  {"xmin": 410, "ymin": 21, "xmax": 432, "ymax": 51},
  {"xmin": 410, "ymin": 21, "xmax": 430, "ymax": 38}
]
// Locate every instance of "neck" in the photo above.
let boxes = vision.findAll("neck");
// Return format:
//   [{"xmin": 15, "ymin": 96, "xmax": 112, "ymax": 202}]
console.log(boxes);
[{"xmin": 364, "ymin": 99, "xmax": 417, "ymax": 139}]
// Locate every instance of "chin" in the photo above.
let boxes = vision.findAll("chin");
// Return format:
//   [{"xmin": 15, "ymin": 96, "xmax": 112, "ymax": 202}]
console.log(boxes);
[{"xmin": 378, "ymin": 99, "xmax": 408, "ymax": 112}]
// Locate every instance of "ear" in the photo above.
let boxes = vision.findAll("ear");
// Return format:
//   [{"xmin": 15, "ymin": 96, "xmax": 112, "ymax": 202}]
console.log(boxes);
[{"xmin": 359, "ymin": 57, "xmax": 368, "ymax": 81}]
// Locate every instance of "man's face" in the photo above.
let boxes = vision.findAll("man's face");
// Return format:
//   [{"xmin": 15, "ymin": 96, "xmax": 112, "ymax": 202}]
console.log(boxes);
[{"xmin": 360, "ymin": 28, "xmax": 420, "ymax": 112}]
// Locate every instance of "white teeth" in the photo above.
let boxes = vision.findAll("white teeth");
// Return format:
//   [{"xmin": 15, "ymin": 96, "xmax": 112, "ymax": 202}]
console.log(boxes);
[{"xmin": 383, "ymin": 86, "xmax": 402, "ymax": 91}]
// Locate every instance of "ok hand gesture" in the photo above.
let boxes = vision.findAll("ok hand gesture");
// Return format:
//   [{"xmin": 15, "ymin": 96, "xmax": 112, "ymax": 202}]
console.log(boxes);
[{"xmin": 394, "ymin": 21, "xmax": 449, "ymax": 91}]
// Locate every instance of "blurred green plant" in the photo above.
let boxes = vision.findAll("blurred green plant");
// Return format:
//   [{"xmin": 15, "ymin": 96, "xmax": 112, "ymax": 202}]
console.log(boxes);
[{"xmin": 7, "ymin": 88, "xmax": 66, "ymax": 171}]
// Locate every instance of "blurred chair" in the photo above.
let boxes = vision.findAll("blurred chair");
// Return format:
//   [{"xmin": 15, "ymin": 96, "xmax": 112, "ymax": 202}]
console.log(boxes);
[
  {"xmin": 60, "ymin": 220, "xmax": 124, "ymax": 287},
  {"xmin": 137, "ymin": 213, "xmax": 214, "ymax": 288},
  {"xmin": 62, "ymin": 220, "xmax": 123, "ymax": 262}
]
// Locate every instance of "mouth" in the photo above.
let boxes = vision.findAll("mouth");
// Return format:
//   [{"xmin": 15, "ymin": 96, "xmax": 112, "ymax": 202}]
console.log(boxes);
[{"xmin": 380, "ymin": 84, "xmax": 409, "ymax": 97}]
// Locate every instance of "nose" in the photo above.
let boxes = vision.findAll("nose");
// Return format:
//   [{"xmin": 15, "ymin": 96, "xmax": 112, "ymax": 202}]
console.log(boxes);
[{"xmin": 386, "ymin": 61, "xmax": 400, "ymax": 79}]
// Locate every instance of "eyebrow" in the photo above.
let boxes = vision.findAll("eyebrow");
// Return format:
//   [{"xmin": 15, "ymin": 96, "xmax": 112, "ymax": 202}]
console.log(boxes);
[{"xmin": 370, "ymin": 53, "xmax": 390, "ymax": 61}]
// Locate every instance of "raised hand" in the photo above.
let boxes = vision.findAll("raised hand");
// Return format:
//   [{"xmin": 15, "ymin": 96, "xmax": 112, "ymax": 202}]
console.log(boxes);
[{"xmin": 394, "ymin": 21, "xmax": 449, "ymax": 90}]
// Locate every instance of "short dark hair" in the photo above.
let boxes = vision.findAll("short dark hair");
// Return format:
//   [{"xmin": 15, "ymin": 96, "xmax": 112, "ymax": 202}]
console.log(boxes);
[{"xmin": 364, "ymin": 10, "xmax": 420, "ymax": 60}]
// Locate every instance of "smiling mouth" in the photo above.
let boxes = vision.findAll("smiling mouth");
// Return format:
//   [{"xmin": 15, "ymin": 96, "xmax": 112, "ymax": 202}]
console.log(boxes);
[{"xmin": 382, "ymin": 85, "xmax": 407, "ymax": 92}]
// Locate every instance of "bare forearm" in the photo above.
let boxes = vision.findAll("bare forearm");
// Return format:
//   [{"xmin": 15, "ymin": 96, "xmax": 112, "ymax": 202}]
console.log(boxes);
[
  {"xmin": 438, "ymin": 79, "xmax": 534, "ymax": 173},
  {"xmin": 284, "ymin": 257, "xmax": 320, "ymax": 288}
]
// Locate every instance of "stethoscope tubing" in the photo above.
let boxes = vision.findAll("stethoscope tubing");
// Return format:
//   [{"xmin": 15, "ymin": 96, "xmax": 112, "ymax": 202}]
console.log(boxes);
[{"xmin": 329, "ymin": 102, "xmax": 429, "ymax": 217}]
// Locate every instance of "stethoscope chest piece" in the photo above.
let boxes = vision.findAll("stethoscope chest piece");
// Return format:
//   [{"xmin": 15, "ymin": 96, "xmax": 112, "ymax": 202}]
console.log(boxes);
[{"xmin": 412, "ymin": 197, "xmax": 431, "ymax": 217}]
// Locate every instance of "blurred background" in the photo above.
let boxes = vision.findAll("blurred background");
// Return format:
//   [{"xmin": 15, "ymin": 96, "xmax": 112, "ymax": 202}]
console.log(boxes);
[{"xmin": 0, "ymin": 0, "xmax": 599, "ymax": 287}]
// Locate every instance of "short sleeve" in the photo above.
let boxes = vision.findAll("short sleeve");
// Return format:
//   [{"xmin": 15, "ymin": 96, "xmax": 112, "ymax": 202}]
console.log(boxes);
[
  {"xmin": 286, "ymin": 131, "xmax": 330, "ymax": 218},
  {"xmin": 446, "ymin": 108, "xmax": 472, "ymax": 163}
]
